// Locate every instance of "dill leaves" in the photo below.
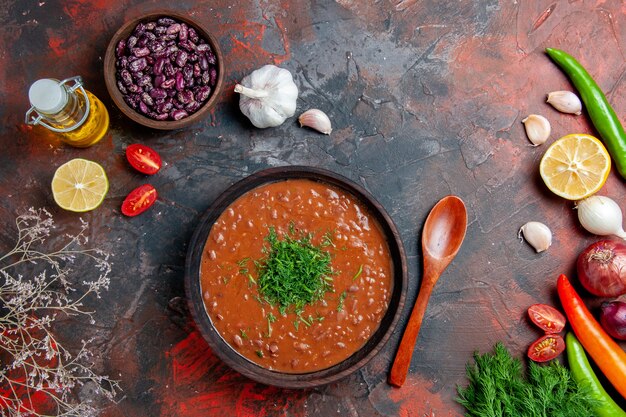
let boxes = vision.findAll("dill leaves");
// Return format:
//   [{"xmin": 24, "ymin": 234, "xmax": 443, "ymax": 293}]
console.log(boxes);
[
  {"xmin": 255, "ymin": 226, "xmax": 334, "ymax": 315},
  {"xmin": 457, "ymin": 343, "xmax": 597, "ymax": 417}
]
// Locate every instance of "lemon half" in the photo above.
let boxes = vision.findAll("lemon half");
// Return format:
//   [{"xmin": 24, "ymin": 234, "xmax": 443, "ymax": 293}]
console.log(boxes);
[{"xmin": 51, "ymin": 158, "xmax": 109, "ymax": 212}]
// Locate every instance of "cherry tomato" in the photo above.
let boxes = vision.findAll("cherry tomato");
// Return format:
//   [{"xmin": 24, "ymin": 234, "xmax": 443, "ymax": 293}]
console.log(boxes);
[
  {"xmin": 528, "ymin": 304, "xmax": 566, "ymax": 334},
  {"xmin": 126, "ymin": 144, "xmax": 162, "ymax": 175},
  {"xmin": 527, "ymin": 334, "xmax": 565, "ymax": 362},
  {"xmin": 121, "ymin": 184, "xmax": 157, "ymax": 216}
]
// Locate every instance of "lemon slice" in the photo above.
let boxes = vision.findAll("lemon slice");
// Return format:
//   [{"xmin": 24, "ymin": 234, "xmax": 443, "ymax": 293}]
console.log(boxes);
[
  {"xmin": 539, "ymin": 133, "xmax": 611, "ymax": 200},
  {"xmin": 51, "ymin": 158, "xmax": 109, "ymax": 212}
]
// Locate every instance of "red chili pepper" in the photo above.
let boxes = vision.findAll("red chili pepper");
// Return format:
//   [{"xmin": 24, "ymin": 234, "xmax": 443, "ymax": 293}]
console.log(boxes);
[{"xmin": 557, "ymin": 274, "xmax": 626, "ymax": 400}]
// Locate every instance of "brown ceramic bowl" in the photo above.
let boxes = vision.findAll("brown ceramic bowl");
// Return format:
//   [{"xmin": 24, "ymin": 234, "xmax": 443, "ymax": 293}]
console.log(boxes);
[
  {"xmin": 104, "ymin": 11, "xmax": 223, "ymax": 130},
  {"xmin": 184, "ymin": 166, "xmax": 408, "ymax": 388}
]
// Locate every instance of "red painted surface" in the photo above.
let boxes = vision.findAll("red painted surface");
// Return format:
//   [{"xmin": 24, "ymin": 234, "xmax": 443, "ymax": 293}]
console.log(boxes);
[{"xmin": 1, "ymin": 0, "xmax": 626, "ymax": 416}]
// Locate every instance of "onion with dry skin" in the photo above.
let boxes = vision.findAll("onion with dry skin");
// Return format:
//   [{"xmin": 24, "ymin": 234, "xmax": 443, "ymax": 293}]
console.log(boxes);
[{"xmin": 576, "ymin": 240, "xmax": 626, "ymax": 297}]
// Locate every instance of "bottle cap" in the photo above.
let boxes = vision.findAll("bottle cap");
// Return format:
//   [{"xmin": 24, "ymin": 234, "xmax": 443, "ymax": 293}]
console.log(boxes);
[{"xmin": 28, "ymin": 79, "xmax": 67, "ymax": 114}]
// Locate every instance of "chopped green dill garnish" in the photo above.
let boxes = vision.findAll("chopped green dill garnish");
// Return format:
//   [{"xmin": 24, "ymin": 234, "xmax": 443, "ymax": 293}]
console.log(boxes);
[
  {"xmin": 278, "ymin": 305, "xmax": 287, "ymax": 316},
  {"xmin": 266, "ymin": 312, "xmax": 278, "ymax": 337},
  {"xmin": 293, "ymin": 319, "xmax": 300, "ymax": 331},
  {"xmin": 247, "ymin": 274, "xmax": 256, "ymax": 287},
  {"xmin": 237, "ymin": 257, "xmax": 251, "ymax": 267},
  {"xmin": 352, "ymin": 264, "xmax": 363, "ymax": 282},
  {"xmin": 255, "ymin": 227, "xmax": 334, "ymax": 314},
  {"xmin": 255, "ymin": 350, "xmax": 264, "ymax": 358},
  {"xmin": 268, "ymin": 312, "xmax": 277, "ymax": 322},
  {"xmin": 298, "ymin": 314, "xmax": 313, "ymax": 327},
  {"xmin": 321, "ymin": 230, "xmax": 336, "ymax": 248},
  {"xmin": 222, "ymin": 276, "xmax": 231, "ymax": 284},
  {"xmin": 240, "ymin": 329, "xmax": 248, "ymax": 339},
  {"xmin": 337, "ymin": 291, "xmax": 347, "ymax": 312},
  {"xmin": 315, "ymin": 313, "xmax": 325, "ymax": 322}
]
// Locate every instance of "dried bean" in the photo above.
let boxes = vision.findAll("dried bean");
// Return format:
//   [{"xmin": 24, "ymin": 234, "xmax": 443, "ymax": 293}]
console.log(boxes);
[
  {"xmin": 166, "ymin": 44, "xmax": 179, "ymax": 56},
  {"xmin": 176, "ymin": 50, "xmax": 188, "ymax": 67},
  {"xmin": 155, "ymin": 25, "xmax": 167, "ymax": 35},
  {"xmin": 138, "ymin": 75, "xmax": 152, "ymax": 87},
  {"xmin": 188, "ymin": 53, "xmax": 198, "ymax": 63},
  {"xmin": 188, "ymin": 27, "xmax": 199, "ymax": 43},
  {"xmin": 132, "ymin": 47, "xmax": 150, "ymax": 57},
  {"xmin": 146, "ymin": 56, "xmax": 154, "ymax": 65},
  {"xmin": 127, "ymin": 84, "xmax": 142, "ymax": 93},
  {"xmin": 166, "ymin": 23, "xmax": 181, "ymax": 35},
  {"xmin": 120, "ymin": 69, "xmax": 133, "ymax": 86},
  {"xmin": 158, "ymin": 17, "xmax": 175, "ymax": 25},
  {"xmin": 209, "ymin": 67, "xmax": 217, "ymax": 86},
  {"xmin": 153, "ymin": 57, "xmax": 167, "ymax": 75},
  {"xmin": 179, "ymin": 40, "xmax": 196, "ymax": 52},
  {"xmin": 154, "ymin": 74, "xmax": 165, "ymax": 87},
  {"xmin": 199, "ymin": 54, "xmax": 208, "ymax": 71},
  {"xmin": 156, "ymin": 101, "xmax": 173, "ymax": 114},
  {"xmin": 195, "ymin": 86, "xmax": 211, "ymax": 102},
  {"xmin": 201, "ymin": 71, "xmax": 210, "ymax": 85},
  {"xmin": 124, "ymin": 94, "xmax": 139, "ymax": 109},
  {"xmin": 177, "ymin": 90, "xmax": 194, "ymax": 104},
  {"xmin": 179, "ymin": 23, "xmax": 188, "ymax": 42},
  {"xmin": 161, "ymin": 78, "xmax": 175, "ymax": 89},
  {"xmin": 164, "ymin": 62, "xmax": 176, "ymax": 77},
  {"xmin": 170, "ymin": 109, "xmax": 188, "ymax": 120},
  {"xmin": 141, "ymin": 92, "xmax": 154, "ymax": 107},
  {"xmin": 206, "ymin": 51, "xmax": 216, "ymax": 65},
  {"xmin": 155, "ymin": 113, "xmax": 169, "ymax": 120},
  {"xmin": 139, "ymin": 100, "xmax": 149, "ymax": 114},
  {"xmin": 185, "ymin": 101, "xmax": 200, "ymax": 113},
  {"xmin": 116, "ymin": 56, "xmax": 128, "ymax": 69},
  {"xmin": 183, "ymin": 64, "xmax": 193, "ymax": 80},
  {"xmin": 129, "ymin": 57, "xmax": 147, "ymax": 72},
  {"xmin": 145, "ymin": 21, "xmax": 156, "ymax": 31},
  {"xmin": 149, "ymin": 88, "xmax": 167, "ymax": 100},
  {"xmin": 116, "ymin": 80, "xmax": 128, "ymax": 95},
  {"xmin": 149, "ymin": 41, "xmax": 165, "ymax": 53},
  {"xmin": 167, "ymin": 89, "xmax": 177, "ymax": 98},
  {"xmin": 193, "ymin": 63, "xmax": 202, "ymax": 78},
  {"xmin": 196, "ymin": 43, "xmax": 211, "ymax": 52},
  {"xmin": 175, "ymin": 71, "xmax": 185, "ymax": 91},
  {"xmin": 186, "ymin": 77, "xmax": 195, "ymax": 88},
  {"xmin": 137, "ymin": 36, "xmax": 148, "ymax": 48},
  {"xmin": 116, "ymin": 39, "xmax": 126, "ymax": 57},
  {"xmin": 127, "ymin": 35, "xmax": 138, "ymax": 49}
]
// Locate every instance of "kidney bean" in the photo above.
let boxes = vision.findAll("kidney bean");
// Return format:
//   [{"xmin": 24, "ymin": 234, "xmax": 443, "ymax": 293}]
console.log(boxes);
[
  {"xmin": 145, "ymin": 21, "xmax": 156, "ymax": 30},
  {"xmin": 155, "ymin": 112, "xmax": 169, "ymax": 120},
  {"xmin": 167, "ymin": 89, "xmax": 177, "ymax": 98},
  {"xmin": 170, "ymin": 109, "xmax": 188, "ymax": 120},
  {"xmin": 133, "ymin": 22, "xmax": 146, "ymax": 36},
  {"xmin": 179, "ymin": 23, "xmax": 188, "ymax": 42},
  {"xmin": 196, "ymin": 43, "xmax": 211, "ymax": 52},
  {"xmin": 153, "ymin": 57, "xmax": 166, "ymax": 75},
  {"xmin": 139, "ymin": 100, "xmax": 149, "ymax": 114},
  {"xmin": 209, "ymin": 68, "xmax": 217, "ymax": 86},
  {"xmin": 145, "ymin": 31, "xmax": 156, "ymax": 41},
  {"xmin": 179, "ymin": 40, "xmax": 196, "ymax": 52},
  {"xmin": 199, "ymin": 54, "xmax": 208, "ymax": 71},
  {"xmin": 161, "ymin": 78, "xmax": 175, "ymax": 89},
  {"xmin": 156, "ymin": 101, "xmax": 173, "ymax": 114},
  {"xmin": 146, "ymin": 56, "xmax": 154, "ymax": 65},
  {"xmin": 141, "ymin": 92, "xmax": 154, "ymax": 107},
  {"xmin": 149, "ymin": 41, "xmax": 165, "ymax": 54},
  {"xmin": 124, "ymin": 94, "xmax": 139, "ymax": 109},
  {"xmin": 138, "ymin": 75, "xmax": 152, "ymax": 87},
  {"xmin": 188, "ymin": 53, "xmax": 198, "ymax": 63},
  {"xmin": 166, "ymin": 23, "xmax": 181, "ymax": 35},
  {"xmin": 175, "ymin": 71, "xmax": 185, "ymax": 91},
  {"xmin": 120, "ymin": 69, "xmax": 133, "ymax": 86},
  {"xmin": 132, "ymin": 47, "xmax": 150, "ymax": 57},
  {"xmin": 154, "ymin": 74, "xmax": 165, "ymax": 87},
  {"xmin": 195, "ymin": 86, "xmax": 211, "ymax": 102},
  {"xmin": 155, "ymin": 25, "xmax": 167, "ymax": 35},
  {"xmin": 149, "ymin": 88, "xmax": 167, "ymax": 100},
  {"xmin": 188, "ymin": 27, "xmax": 199, "ymax": 43},
  {"xmin": 116, "ymin": 39, "xmax": 126, "ymax": 57},
  {"xmin": 185, "ymin": 101, "xmax": 200, "ymax": 113},
  {"xmin": 166, "ymin": 44, "xmax": 179, "ymax": 56},
  {"xmin": 206, "ymin": 51, "xmax": 216, "ymax": 65},
  {"xmin": 129, "ymin": 57, "xmax": 147, "ymax": 72},
  {"xmin": 182, "ymin": 64, "xmax": 193, "ymax": 80},
  {"xmin": 201, "ymin": 71, "xmax": 210, "ymax": 85},
  {"xmin": 178, "ymin": 90, "xmax": 194, "ymax": 104},
  {"xmin": 137, "ymin": 36, "xmax": 148, "ymax": 48},
  {"xmin": 176, "ymin": 50, "xmax": 188, "ymax": 67},
  {"xmin": 163, "ymin": 62, "xmax": 176, "ymax": 77},
  {"xmin": 116, "ymin": 55, "xmax": 128, "ymax": 69},
  {"xmin": 127, "ymin": 35, "xmax": 138, "ymax": 49},
  {"xmin": 158, "ymin": 17, "xmax": 175, "ymax": 25},
  {"xmin": 193, "ymin": 63, "xmax": 202, "ymax": 78},
  {"xmin": 127, "ymin": 84, "xmax": 142, "ymax": 93},
  {"xmin": 116, "ymin": 80, "xmax": 128, "ymax": 95}
]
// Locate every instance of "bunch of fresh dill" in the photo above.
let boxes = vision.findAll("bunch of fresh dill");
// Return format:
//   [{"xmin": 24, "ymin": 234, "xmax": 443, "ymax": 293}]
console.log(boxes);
[{"xmin": 456, "ymin": 342, "xmax": 597, "ymax": 417}]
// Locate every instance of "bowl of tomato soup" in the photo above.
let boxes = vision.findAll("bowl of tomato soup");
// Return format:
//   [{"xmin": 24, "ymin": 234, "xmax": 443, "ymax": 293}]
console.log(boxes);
[{"xmin": 185, "ymin": 166, "xmax": 407, "ymax": 387}]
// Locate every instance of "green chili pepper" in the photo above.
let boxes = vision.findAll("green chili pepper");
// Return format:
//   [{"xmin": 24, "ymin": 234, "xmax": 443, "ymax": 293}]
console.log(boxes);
[
  {"xmin": 566, "ymin": 332, "xmax": 626, "ymax": 417},
  {"xmin": 546, "ymin": 48, "xmax": 626, "ymax": 179}
]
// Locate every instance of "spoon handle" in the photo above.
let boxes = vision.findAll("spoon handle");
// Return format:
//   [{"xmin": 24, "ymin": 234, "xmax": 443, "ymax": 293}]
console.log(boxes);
[{"xmin": 388, "ymin": 276, "xmax": 437, "ymax": 388}]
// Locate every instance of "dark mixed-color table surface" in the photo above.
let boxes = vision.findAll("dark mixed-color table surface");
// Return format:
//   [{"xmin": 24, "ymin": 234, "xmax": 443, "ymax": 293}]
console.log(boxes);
[{"xmin": 2, "ymin": 1, "xmax": 626, "ymax": 416}]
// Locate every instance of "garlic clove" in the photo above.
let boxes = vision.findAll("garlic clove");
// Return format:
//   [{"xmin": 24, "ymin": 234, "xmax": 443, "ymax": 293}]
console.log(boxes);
[
  {"xmin": 298, "ymin": 109, "xmax": 332, "ymax": 135},
  {"xmin": 522, "ymin": 114, "xmax": 551, "ymax": 146},
  {"xmin": 519, "ymin": 221, "xmax": 552, "ymax": 252},
  {"xmin": 547, "ymin": 91, "xmax": 582, "ymax": 115}
]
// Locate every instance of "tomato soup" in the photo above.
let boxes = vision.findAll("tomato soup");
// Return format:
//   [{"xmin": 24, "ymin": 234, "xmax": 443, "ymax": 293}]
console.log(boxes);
[{"xmin": 200, "ymin": 179, "xmax": 393, "ymax": 373}]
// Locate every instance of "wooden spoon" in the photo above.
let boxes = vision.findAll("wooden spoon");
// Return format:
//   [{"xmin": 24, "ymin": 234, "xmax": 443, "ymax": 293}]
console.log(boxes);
[{"xmin": 388, "ymin": 195, "xmax": 468, "ymax": 387}]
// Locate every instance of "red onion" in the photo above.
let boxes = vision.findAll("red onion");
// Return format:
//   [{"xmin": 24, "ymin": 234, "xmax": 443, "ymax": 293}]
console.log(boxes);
[
  {"xmin": 576, "ymin": 240, "xmax": 626, "ymax": 297},
  {"xmin": 600, "ymin": 301, "xmax": 626, "ymax": 340}
]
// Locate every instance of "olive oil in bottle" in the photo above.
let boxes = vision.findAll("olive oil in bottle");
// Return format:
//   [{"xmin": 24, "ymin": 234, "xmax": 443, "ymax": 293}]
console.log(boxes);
[{"xmin": 25, "ymin": 76, "xmax": 109, "ymax": 147}]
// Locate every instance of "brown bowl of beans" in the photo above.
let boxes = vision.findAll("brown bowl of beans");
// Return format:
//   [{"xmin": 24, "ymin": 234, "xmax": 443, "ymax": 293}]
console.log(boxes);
[
  {"xmin": 184, "ymin": 166, "xmax": 408, "ymax": 388},
  {"xmin": 104, "ymin": 11, "xmax": 223, "ymax": 130}
]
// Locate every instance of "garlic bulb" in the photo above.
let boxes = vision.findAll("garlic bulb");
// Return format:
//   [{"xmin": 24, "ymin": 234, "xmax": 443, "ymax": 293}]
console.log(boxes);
[
  {"xmin": 547, "ymin": 91, "xmax": 582, "ymax": 115},
  {"xmin": 576, "ymin": 195, "xmax": 626, "ymax": 239},
  {"xmin": 234, "ymin": 65, "xmax": 298, "ymax": 128},
  {"xmin": 522, "ymin": 114, "xmax": 551, "ymax": 146},
  {"xmin": 519, "ymin": 221, "xmax": 552, "ymax": 252},
  {"xmin": 299, "ymin": 109, "xmax": 332, "ymax": 134}
]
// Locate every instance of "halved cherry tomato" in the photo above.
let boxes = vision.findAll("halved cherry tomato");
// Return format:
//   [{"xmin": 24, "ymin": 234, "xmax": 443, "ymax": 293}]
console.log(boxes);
[
  {"xmin": 527, "ymin": 334, "xmax": 565, "ymax": 362},
  {"xmin": 121, "ymin": 184, "xmax": 157, "ymax": 216},
  {"xmin": 528, "ymin": 304, "xmax": 566, "ymax": 334},
  {"xmin": 126, "ymin": 144, "xmax": 162, "ymax": 175}
]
